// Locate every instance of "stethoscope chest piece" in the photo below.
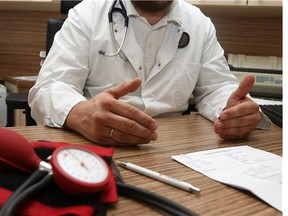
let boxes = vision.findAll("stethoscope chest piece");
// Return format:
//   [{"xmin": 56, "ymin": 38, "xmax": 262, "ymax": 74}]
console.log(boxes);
[{"xmin": 178, "ymin": 32, "xmax": 190, "ymax": 48}]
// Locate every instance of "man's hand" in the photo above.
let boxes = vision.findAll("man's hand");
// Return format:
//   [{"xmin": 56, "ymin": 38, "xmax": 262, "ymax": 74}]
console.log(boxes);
[
  {"xmin": 214, "ymin": 75, "xmax": 261, "ymax": 140},
  {"xmin": 65, "ymin": 78, "xmax": 158, "ymax": 146}
]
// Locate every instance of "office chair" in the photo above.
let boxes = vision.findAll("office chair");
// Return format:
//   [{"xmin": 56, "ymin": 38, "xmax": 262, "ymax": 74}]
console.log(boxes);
[
  {"xmin": 47, "ymin": 0, "xmax": 82, "ymax": 54},
  {"xmin": 6, "ymin": 93, "xmax": 36, "ymax": 126},
  {"xmin": 5, "ymin": 0, "xmax": 82, "ymax": 126},
  {"xmin": 46, "ymin": 19, "xmax": 65, "ymax": 55},
  {"xmin": 60, "ymin": 0, "xmax": 81, "ymax": 14}
]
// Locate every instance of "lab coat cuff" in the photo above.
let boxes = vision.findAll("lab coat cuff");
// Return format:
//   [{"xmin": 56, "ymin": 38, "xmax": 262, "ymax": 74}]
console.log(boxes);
[
  {"xmin": 44, "ymin": 116, "xmax": 62, "ymax": 128},
  {"xmin": 45, "ymin": 89, "xmax": 86, "ymax": 128}
]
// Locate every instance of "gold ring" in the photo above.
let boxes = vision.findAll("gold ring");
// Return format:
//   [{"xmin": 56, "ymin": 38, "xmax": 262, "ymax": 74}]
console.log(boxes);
[{"xmin": 109, "ymin": 128, "xmax": 114, "ymax": 138}]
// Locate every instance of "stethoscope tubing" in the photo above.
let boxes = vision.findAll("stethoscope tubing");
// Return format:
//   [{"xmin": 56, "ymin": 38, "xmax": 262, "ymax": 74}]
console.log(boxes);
[
  {"xmin": 0, "ymin": 170, "xmax": 51, "ymax": 216},
  {"xmin": 108, "ymin": 0, "xmax": 128, "ymax": 26},
  {"xmin": 99, "ymin": 0, "xmax": 129, "ymax": 57}
]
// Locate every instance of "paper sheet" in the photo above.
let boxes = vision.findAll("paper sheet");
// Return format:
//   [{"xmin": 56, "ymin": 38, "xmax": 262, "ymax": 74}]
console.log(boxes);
[
  {"xmin": 172, "ymin": 146, "xmax": 282, "ymax": 211},
  {"xmin": 252, "ymin": 97, "xmax": 282, "ymax": 105},
  {"xmin": 13, "ymin": 76, "xmax": 38, "ymax": 81}
]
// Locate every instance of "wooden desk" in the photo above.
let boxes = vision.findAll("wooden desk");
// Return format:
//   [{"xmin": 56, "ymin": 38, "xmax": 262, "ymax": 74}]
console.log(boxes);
[
  {"xmin": 4, "ymin": 76, "xmax": 36, "ymax": 93},
  {"xmin": 8, "ymin": 113, "xmax": 282, "ymax": 215}
]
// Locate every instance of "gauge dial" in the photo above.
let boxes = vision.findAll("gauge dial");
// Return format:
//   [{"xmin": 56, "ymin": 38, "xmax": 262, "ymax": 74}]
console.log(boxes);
[{"xmin": 51, "ymin": 146, "xmax": 110, "ymax": 194}]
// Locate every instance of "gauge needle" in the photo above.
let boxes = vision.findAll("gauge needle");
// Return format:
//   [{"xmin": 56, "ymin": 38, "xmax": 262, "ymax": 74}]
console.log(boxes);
[{"xmin": 67, "ymin": 150, "xmax": 90, "ymax": 171}]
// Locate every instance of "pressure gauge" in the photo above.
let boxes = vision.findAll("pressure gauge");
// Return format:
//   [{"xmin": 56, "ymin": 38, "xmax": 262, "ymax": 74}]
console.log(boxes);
[{"xmin": 50, "ymin": 146, "xmax": 110, "ymax": 194}]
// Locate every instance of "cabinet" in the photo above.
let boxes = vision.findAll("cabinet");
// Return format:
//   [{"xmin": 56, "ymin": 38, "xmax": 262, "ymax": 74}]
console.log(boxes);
[
  {"xmin": 187, "ymin": 0, "xmax": 246, "ymax": 6},
  {"xmin": 187, "ymin": 0, "xmax": 282, "ymax": 6},
  {"xmin": 186, "ymin": 0, "xmax": 282, "ymax": 17},
  {"xmin": 248, "ymin": 0, "xmax": 282, "ymax": 6}
]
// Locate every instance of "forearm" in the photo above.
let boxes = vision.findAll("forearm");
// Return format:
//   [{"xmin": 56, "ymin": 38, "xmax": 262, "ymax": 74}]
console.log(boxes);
[{"xmin": 29, "ymin": 82, "xmax": 86, "ymax": 127}]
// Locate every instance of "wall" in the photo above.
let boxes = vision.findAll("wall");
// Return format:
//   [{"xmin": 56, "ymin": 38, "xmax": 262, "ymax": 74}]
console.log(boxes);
[
  {"xmin": 202, "ymin": 6, "xmax": 282, "ymax": 58},
  {"xmin": 0, "ymin": 10, "xmax": 65, "ymax": 80},
  {"xmin": 0, "ymin": 6, "xmax": 282, "ymax": 81}
]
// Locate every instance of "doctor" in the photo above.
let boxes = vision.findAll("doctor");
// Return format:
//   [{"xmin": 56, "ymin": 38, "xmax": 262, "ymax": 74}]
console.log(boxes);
[{"xmin": 28, "ymin": 0, "xmax": 270, "ymax": 146}]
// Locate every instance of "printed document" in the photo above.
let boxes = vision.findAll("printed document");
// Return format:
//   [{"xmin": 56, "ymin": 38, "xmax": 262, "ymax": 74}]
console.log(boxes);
[{"xmin": 172, "ymin": 146, "xmax": 282, "ymax": 211}]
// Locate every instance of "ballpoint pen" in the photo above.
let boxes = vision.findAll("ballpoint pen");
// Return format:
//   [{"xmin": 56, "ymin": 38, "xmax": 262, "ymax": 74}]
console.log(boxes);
[{"xmin": 116, "ymin": 161, "xmax": 200, "ymax": 193}]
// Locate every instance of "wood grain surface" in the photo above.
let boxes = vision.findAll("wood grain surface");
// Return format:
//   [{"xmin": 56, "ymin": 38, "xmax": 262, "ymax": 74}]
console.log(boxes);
[{"xmin": 8, "ymin": 113, "xmax": 282, "ymax": 216}]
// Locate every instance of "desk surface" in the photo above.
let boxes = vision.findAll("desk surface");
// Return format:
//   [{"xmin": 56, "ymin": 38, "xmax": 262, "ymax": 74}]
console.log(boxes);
[
  {"xmin": 8, "ymin": 113, "xmax": 282, "ymax": 215},
  {"xmin": 4, "ymin": 76, "xmax": 36, "ymax": 89}
]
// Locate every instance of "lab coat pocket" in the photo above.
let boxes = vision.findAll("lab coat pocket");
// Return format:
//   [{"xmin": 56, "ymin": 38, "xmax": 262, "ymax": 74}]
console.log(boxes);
[{"xmin": 174, "ymin": 63, "xmax": 200, "ymax": 108}]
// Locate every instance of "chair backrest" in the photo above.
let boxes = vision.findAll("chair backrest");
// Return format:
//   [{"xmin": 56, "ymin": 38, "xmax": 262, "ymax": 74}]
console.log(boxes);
[
  {"xmin": 46, "ymin": 0, "xmax": 82, "ymax": 55},
  {"xmin": 60, "ymin": 0, "xmax": 82, "ymax": 14},
  {"xmin": 46, "ymin": 19, "xmax": 65, "ymax": 55}
]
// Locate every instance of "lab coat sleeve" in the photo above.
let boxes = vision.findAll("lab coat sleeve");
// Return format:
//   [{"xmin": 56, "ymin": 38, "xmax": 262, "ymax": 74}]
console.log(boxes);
[
  {"xmin": 193, "ymin": 18, "xmax": 272, "ymax": 129},
  {"xmin": 193, "ymin": 17, "xmax": 239, "ymax": 122},
  {"xmin": 28, "ymin": 0, "xmax": 94, "ymax": 127}
]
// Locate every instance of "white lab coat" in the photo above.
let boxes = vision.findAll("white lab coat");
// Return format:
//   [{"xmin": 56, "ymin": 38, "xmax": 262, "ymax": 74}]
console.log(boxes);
[{"xmin": 28, "ymin": 0, "xmax": 269, "ymax": 128}]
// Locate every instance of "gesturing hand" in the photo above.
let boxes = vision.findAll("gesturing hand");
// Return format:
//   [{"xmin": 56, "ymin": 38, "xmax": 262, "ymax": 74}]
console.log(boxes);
[
  {"xmin": 214, "ymin": 75, "xmax": 261, "ymax": 140},
  {"xmin": 65, "ymin": 78, "xmax": 158, "ymax": 146}
]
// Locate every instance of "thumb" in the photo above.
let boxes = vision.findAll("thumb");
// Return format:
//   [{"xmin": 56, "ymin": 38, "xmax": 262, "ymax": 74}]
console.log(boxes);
[
  {"xmin": 226, "ymin": 75, "xmax": 255, "ymax": 108},
  {"xmin": 105, "ymin": 77, "xmax": 141, "ymax": 99}
]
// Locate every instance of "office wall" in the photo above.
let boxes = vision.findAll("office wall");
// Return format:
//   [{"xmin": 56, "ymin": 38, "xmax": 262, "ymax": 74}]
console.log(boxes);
[
  {"xmin": 0, "ymin": 9, "xmax": 282, "ymax": 81},
  {"xmin": 0, "ymin": 10, "xmax": 65, "ymax": 80}
]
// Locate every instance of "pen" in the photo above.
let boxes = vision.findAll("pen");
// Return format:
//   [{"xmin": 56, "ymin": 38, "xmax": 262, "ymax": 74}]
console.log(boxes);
[{"xmin": 116, "ymin": 161, "xmax": 200, "ymax": 193}]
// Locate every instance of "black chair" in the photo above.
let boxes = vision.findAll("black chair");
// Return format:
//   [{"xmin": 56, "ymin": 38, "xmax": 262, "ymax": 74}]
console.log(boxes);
[
  {"xmin": 6, "ymin": 93, "xmax": 36, "ymax": 126},
  {"xmin": 5, "ymin": 1, "xmax": 82, "ymax": 126},
  {"xmin": 46, "ymin": 0, "xmax": 82, "ymax": 54},
  {"xmin": 46, "ymin": 18, "xmax": 65, "ymax": 55},
  {"xmin": 60, "ymin": 0, "xmax": 81, "ymax": 14}
]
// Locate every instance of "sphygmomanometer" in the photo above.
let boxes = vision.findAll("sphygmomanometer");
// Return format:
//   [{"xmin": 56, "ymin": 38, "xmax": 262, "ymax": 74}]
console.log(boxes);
[{"xmin": 0, "ymin": 128, "xmax": 198, "ymax": 216}]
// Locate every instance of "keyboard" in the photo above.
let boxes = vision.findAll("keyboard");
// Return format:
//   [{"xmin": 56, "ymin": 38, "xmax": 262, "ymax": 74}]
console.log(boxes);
[{"xmin": 260, "ymin": 105, "xmax": 282, "ymax": 128}]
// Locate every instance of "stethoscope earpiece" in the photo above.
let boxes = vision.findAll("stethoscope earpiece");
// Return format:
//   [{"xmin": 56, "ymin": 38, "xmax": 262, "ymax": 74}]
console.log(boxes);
[{"xmin": 178, "ymin": 32, "xmax": 190, "ymax": 48}]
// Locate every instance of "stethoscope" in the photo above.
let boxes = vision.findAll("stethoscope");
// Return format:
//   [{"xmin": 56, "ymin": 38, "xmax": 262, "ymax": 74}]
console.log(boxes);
[
  {"xmin": 98, "ymin": 0, "xmax": 129, "ymax": 57},
  {"xmin": 98, "ymin": 0, "xmax": 190, "ymax": 58}
]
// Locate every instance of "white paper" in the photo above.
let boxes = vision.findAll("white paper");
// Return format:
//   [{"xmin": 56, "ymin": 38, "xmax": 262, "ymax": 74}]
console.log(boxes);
[
  {"xmin": 13, "ymin": 76, "xmax": 38, "ymax": 81},
  {"xmin": 253, "ymin": 97, "xmax": 282, "ymax": 105},
  {"xmin": 172, "ymin": 146, "xmax": 282, "ymax": 211}
]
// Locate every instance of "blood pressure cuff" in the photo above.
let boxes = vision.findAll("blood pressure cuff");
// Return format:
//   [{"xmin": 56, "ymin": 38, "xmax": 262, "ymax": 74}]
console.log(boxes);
[{"xmin": 0, "ymin": 141, "xmax": 117, "ymax": 216}]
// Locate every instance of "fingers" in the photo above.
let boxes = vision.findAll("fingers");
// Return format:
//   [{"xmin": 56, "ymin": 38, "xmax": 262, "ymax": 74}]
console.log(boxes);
[
  {"xmin": 215, "ymin": 124, "xmax": 256, "ymax": 140},
  {"xmin": 215, "ymin": 99, "xmax": 261, "ymax": 140},
  {"xmin": 102, "ymin": 99, "xmax": 158, "ymax": 144},
  {"xmin": 102, "ymin": 78, "xmax": 158, "ymax": 144},
  {"xmin": 108, "ymin": 114, "xmax": 158, "ymax": 140},
  {"xmin": 219, "ymin": 97, "xmax": 259, "ymax": 121},
  {"xmin": 109, "ymin": 99, "xmax": 158, "ymax": 131},
  {"xmin": 226, "ymin": 75, "xmax": 255, "ymax": 108},
  {"xmin": 73, "ymin": 115, "xmax": 155, "ymax": 146},
  {"xmin": 106, "ymin": 127, "xmax": 153, "ymax": 146},
  {"xmin": 65, "ymin": 78, "xmax": 158, "ymax": 146},
  {"xmin": 105, "ymin": 77, "xmax": 142, "ymax": 100},
  {"xmin": 216, "ymin": 112, "xmax": 259, "ymax": 132},
  {"xmin": 88, "ymin": 126, "xmax": 152, "ymax": 146},
  {"xmin": 216, "ymin": 75, "xmax": 259, "ymax": 140},
  {"xmin": 86, "ymin": 104, "xmax": 157, "ymax": 146}
]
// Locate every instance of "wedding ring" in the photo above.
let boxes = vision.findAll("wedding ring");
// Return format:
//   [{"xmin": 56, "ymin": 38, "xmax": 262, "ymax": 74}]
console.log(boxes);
[{"xmin": 109, "ymin": 128, "xmax": 114, "ymax": 138}]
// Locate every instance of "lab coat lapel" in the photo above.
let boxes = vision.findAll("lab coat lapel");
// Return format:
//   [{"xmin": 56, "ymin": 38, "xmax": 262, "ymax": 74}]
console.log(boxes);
[
  {"xmin": 113, "ymin": 18, "xmax": 145, "ymax": 82},
  {"xmin": 146, "ymin": 24, "xmax": 183, "ymax": 83}
]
